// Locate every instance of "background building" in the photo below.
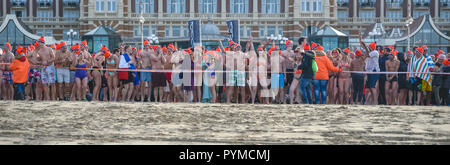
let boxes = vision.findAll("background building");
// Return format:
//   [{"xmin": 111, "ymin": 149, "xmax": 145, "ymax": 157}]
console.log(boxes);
[{"xmin": 1, "ymin": 0, "xmax": 449, "ymax": 51}]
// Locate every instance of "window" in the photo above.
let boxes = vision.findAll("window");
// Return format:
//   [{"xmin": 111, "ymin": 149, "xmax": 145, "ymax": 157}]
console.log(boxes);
[
  {"xmin": 199, "ymin": 0, "xmax": 217, "ymax": 13},
  {"xmin": 360, "ymin": 11, "xmax": 375, "ymax": 18},
  {"xmin": 267, "ymin": 26, "xmax": 276, "ymax": 36},
  {"xmin": 136, "ymin": 0, "xmax": 154, "ymax": 13},
  {"xmin": 143, "ymin": 25, "xmax": 150, "ymax": 37},
  {"xmin": 337, "ymin": 0, "xmax": 349, "ymax": 7},
  {"xmin": 246, "ymin": 27, "xmax": 251, "ymax": 37},
  {"xmin": 167, "ymin": 0, "xmax": 186, "ymax": 13},
  {"xmin": 96, "ymin": 0, "xmax": 105, "ymax": 12},
  {"xmin": 134, "ymin": 26, "xmax": 140, "ymax": 37},
  {"xmin": 338, "ymin": 11, "xmax": 348, "ymax": 19},
  {"xmin": 36, "ymin": 29, "xmax": 52, "ymax": 36},
  {"xmin": 261, "ymin": 0, "xmax": 280, "ymax": 14},
  {"xmin": 183, "ymin": 26, "xmax": 188, "ymax": 37},
  {"xmin": 413, "ymin": 11, "xmax": 429, "ymax": 18},
  {"xmin": 441, "ymin": 11, "xmax": 450, "ymax": 18},
  {"xmin": 413, "ymin": 0, "xmax": 430, "ymax": 7},
  {"xmin": 301, "ymin": 0, "xmax": 310, "ymax": 12},
  {"xmin": 37, "ymin": 0, "xmax": 52, "ymax": 7},
  {"xmin": 386, "ymin": 0, "xmax": 402, "ymax": 8},
  {"xmin": 10, "ymin": 0, "xmax": 27, "ymax": 7},
  {"xmin": 36, "ymin": 30, "xmax": 44, "ymax": 37},
  {"xmin": 45, "ymin": 30, "xmax": 53, "ymax": 37},
  {"xmin": 386, "ymin": 11, "xmax": 402, "ymax": 21},
  {"xmin": 172, "ymin": 26, "xmax": 181, "ymax": 37},
  {"xmin": 11, "ymin": 9, "xmax": 27, "ymax": 17},
  {"xmin": 108, "ymin": 0, "xmax": 116, "ymax": 12},
  {"xmin": 278, "ymin": 26, "xmax": 283, "ymax": 36},
  {"xmin": 152, "ymin": 26, "xmax": 157, "ymax": 35},
  {"xmin": 260, "ymin": 26, "xmax": 265, "ymax": 37},
  {"xmin": 166, "ymin": 26, "xmax": 170, "ymax": 37},
  {"xmin": 37, "ymin": 10, "xmax": 53, "ymax": 21},
  {"xmin": 240, "ymin": 26, "xmax": 244, "ymax": 37},
  {"xmin": 63, "ymin": 10, "xmax": 79, "ymax": 17},
  {"xmin": 230, "ymin": 0, "xmax": 248, "ymax": 13},
  {"xmin": 313, "ymin": 0, "xmax": 322, "ymax": 12}
]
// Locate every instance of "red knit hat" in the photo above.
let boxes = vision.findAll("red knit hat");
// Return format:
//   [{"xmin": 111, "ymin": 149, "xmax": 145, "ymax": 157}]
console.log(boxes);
[
  {"xmin": 355, "ymin": 49, "xmax": 362, "ymax": 57},
  {"xmin": 416, "ymin": 47, "xmax": 424, "ymax": 54},
  {"xmin": 38, "ymin": 36, "xmax": 46, "ymax": 43},
  {"xmin": 369, "ymin": 42, "xmax": 376, "ymax": 51}
]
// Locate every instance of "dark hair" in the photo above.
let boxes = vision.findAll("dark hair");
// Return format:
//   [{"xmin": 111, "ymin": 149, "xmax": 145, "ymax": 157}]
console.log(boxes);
[
  {"xmin": 298, "ymin": 37, "xmax": 306, "ymax": 45},
  {"xmin": 113, "ymin": 48, "xmax": 120, "ymax": 54}
]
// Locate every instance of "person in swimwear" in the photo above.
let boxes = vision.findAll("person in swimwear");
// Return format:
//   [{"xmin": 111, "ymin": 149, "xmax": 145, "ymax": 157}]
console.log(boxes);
[
  {"xmin": 385, "ymin": 52, "xmax": 400, "ymax": 105},
  {"xmin": 71, "ymin": 44, "xmax": 90, "ymax": 101},
  {"xmin": 338, "ymin": 49, "xmax": 352, "ymax": 104},
  {"xmin": 106, "ymin": 48, "xmax": 120, "ymax": 101}
]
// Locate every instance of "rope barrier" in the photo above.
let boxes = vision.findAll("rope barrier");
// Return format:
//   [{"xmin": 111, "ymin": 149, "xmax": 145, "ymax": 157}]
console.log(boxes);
[{"xmin": 1, "ymin": 63, "xmax": 450, "ymax": 75}]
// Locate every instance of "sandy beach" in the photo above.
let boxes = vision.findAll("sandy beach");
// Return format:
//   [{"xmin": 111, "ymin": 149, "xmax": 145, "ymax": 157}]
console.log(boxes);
[{"xmin": 0, "ymin": 101, "xmax": 448, "ymax": 145}]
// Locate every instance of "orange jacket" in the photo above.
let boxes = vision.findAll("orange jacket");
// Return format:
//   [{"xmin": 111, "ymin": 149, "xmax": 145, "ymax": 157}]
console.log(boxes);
[
  {"xmin": 314, "ymin": 54, "xmax": 339, "ymax": 80},
  {"xmin": 9, "ymin": 58, "xmax": 30, "ymax": 83}
]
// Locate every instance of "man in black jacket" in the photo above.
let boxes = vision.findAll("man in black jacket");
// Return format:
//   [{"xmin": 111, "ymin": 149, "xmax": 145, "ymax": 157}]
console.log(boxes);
[{"xmin": 297, "ymin": 50, "xmax": 315, "ymax": 104}]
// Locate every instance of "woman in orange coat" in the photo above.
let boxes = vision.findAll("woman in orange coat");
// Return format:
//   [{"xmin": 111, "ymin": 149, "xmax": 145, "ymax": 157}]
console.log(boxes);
[
  {"xmin": 312, "ymin": 47, "xmax": 341, "ymax": 104},
  {"xmin": 9, "ymin": 46, "xmax": 30, "ymax": 100}
]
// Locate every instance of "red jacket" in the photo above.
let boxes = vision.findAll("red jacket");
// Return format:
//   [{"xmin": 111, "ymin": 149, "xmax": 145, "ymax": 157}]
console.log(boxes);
[
  {"xmin": 314, "ymin": 54, "xmax": 339, "ymax": 80},
  {"xmin": 9, "ymin": 58, "xmax": 30, "ymax": 83}
]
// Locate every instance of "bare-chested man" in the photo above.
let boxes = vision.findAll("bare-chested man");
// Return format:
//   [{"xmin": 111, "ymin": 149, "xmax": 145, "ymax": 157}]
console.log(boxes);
[
  {"xmin": 32, "ymin": 37, "xmax": 56, "ymax": 101},
  {"xmin": 150, "ymin": 45, "xmax": 166, "ymax": 102},
  {"xmin": 281, "ymin": 40, "xmax": 295, "ymax": 104},
  {"xmin": 54, "ymin": 42, "xmax": 72, "ymax": 101},
  {"xmin": 269, "ymin": 44, "xmax": 286, "ymax": 104},
  {"xmin": 1, "ymin": 43, "xmax": 14, "ymax": 100},
  {"xmin": 385, "ymin": 53, "xmax": 400, "ymax": 105},
  {"xmin": 138, "ymin": 41, "xmax": 153, "ymax": 102},
  {"xmin": 349, "ymin": 49, "xmax": 366, "ymax": 104}
]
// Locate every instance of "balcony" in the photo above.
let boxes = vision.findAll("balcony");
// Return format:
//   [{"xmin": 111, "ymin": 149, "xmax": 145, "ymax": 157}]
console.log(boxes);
[
  {"xmin": 338, "ymin": 17, "xmax": 410, "ymax": 25},
  {"xmin": 386, "ymin": 3, "xmax": 401, "ymax": 8},
  {"xmin": 10, "ymin": 0, "xmax": 26, "ymax": 8},
  {"xmin": 18, "ymin": 17, "xmax": 79, "ymax": 25},
  {"xmin": 94, "ymin": 12, "xmax": 118, "ymax": 17},
  {"xmin": 194, "ymin": 13, "xmax": 221, "ymax": 18},
  {"xmin": 130, "ymin": 13, "xmax": 159, "ymax": 18}
]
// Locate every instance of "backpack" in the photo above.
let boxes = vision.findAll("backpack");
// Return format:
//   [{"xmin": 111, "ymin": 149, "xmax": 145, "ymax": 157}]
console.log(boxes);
[{"xmin": 312, "ymin": 59, "xmax": 318, "ymax": 73}]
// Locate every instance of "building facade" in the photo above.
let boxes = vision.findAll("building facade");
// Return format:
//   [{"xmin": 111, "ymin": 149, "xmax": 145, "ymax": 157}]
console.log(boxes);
[{"xmin": 1, "ymin": 0, "xmax": 449, "ymax": 47}]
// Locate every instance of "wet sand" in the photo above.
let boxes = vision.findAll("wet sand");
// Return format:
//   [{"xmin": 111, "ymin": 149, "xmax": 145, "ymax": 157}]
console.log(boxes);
[{"xmin": 0, "ymin": 101, "xmax": 448, "ymax": 145}]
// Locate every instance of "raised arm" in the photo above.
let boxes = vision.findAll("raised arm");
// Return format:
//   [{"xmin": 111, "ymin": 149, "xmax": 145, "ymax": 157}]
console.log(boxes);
[
  {"xmin": 218, "ymin": 40, "xmax": 226, "ymax": 53},
  {"xmin": 359, "ymin": 31, "xmax": 370, "ymax": 58}
]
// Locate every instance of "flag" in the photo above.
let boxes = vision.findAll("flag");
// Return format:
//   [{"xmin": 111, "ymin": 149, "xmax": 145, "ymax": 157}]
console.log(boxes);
[
  {"xmin": 188, "ymin": 20, "xmax": 201, "ymax": 48},
  {"xmin": 227, "ymin": 20, "xmax": 240, "ymax": 44}
]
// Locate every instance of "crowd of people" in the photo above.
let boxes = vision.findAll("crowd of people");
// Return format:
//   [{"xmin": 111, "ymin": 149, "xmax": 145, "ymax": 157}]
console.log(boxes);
[{"xmin": 1, "ymin": 31, "xmax": 449, "ymax": 106}]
